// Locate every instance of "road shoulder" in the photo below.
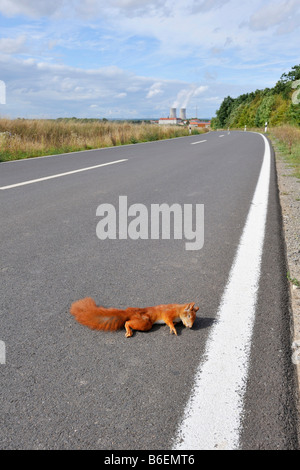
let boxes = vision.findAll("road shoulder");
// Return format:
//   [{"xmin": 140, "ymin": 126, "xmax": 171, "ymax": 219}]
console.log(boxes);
[{"xmin": 273, "ymin": 141, "xmax": 300, "ymax": 415}]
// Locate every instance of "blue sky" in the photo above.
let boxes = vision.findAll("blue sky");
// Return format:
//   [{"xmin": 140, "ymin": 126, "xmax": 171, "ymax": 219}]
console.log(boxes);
[{"xmin": 0, "ymin": 0, "xmax": 299, "ymax": 119}]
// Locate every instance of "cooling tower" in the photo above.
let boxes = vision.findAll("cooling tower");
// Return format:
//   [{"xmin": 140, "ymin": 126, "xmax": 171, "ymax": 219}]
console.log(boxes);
[
  {"xmin": 180, "ymin": 108, "xmax": 187, "ymax": 120},
  {"xmin": 169, "ymin": 108, "xmax": 177, "ymax": 119}
]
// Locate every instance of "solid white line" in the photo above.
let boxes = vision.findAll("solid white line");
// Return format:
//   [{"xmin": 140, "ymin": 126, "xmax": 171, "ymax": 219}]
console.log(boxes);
[
  {"xmin": 173, "ymin": 133, "xmax": 271, "ymax": 450},
  {"xmin": 0, "ymin": 159, "xmax": 128, "ymax": 190},
  {"xmin": 190, "ymin": 140, "xmax": 207, "ymax": 145}
]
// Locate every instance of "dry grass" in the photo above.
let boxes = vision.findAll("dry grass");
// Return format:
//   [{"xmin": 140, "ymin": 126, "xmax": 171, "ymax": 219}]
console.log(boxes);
[
  {"xmin": 0, "ymin": 118, "xmax": 206, "ymax": 162},
  {"xmin": 270, "ymin": 124, "xmax": 300, "ymax": 179}
]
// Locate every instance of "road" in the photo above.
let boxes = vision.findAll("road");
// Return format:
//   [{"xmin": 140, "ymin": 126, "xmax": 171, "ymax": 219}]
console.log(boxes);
[{"xmin": 0, "ymin": 131, "xmax": 299, "ymax": 450}]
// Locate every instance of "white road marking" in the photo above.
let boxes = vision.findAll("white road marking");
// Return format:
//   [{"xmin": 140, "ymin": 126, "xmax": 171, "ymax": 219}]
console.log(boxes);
[
  {"xmin": 0, "ymin": 159, "xmax": 128, "ymax": 190},
  {"xmin": 173, "ymin": 133, "xmax": 271, "ymax": 450},
  {"xmin": 1, "ymin": 135, "xmax": 194, "ymax": 164},
  {"xmin": 219, "ymin": 134, "xmax": 225, "ymax": 137},
  {"xmin": 191, "ymin": 140, "xmax": 207, "ymax": 145}
]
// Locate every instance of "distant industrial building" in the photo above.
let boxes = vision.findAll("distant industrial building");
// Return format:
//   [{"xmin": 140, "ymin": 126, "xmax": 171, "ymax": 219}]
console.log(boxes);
[
  {"xmin": 159, "ymin": 107, "xmax": 186, "ymax": 125},
  {"xmin": 158, "ymin": 107, "xmax": 210, "ymax": 127},
  {"xmin": 170, "ymin": 108, "xmax": 177, "ymax": 118},
  {"xmin": 180, "ymin": 108, "xmax": 187, "ymax": 120},
  {"xmin": 158, "ymin": 117, "xmax": 181, "ymax": 125},
  {"xmin": 189, "ymin": 119, "xmax": 211, "ymax": 128}
]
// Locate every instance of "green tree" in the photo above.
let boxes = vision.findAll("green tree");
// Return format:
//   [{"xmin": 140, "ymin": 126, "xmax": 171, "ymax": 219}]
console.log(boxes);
[
  {"xmin": 280, "ymin": 64, "xmax": 300, "ymax": 83},
  {"xmin": 212, "ymin": 64, "xmax": 300, "ymax": 129},
  {"xmin": 215, "ymin": 96, "xmax": 234, "ymax": 128},
  {"xmin": 287, "ymin": 103, "xmax": 300, "ymax": 126},
  {"xmin": 254, "ymin": 95, "xmax": 275, "ymax": 127}
]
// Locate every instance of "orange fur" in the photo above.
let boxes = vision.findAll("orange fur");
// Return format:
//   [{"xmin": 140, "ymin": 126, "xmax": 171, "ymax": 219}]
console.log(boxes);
[{"xmin": 70, "ymin": 297, "xmax": 199, "ymax": 337}]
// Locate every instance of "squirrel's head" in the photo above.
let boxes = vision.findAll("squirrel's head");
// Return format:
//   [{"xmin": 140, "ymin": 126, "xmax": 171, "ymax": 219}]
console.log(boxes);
[{"xmin": 180, "ymin": 303, "xmax": 199, "ymax": 328}]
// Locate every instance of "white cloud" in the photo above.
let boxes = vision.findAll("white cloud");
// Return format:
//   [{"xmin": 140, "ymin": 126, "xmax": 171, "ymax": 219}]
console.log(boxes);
[
  {"xmin": 194, "ymin": 86, "xmax": 209, "ymax": 96},
  {"xmin": 191, "ymin": 0, "xmax": 231, "ymax": 13},
  {"xmin": 0, "ymin": 0, "xmax": 232, "ymax": 20},
  {"xmin": 248, "ymin": 0, "xmax": 300, "ymax": 32},
  {"xmin": 92, "ymin": 0, "xmax": 170, "ymax": 17},
  {"xmin": 0, "ymin": 47, "xmax": 283, "ymax": 119},
  {"xmin": 0, "ymin": 1, "xmax": 299, "ymax": 119},
  {"xmin": 146, "ymin": 82, "xmax": 163, "ymax": 99},
  {"xmin": 205, "ymin": 96, "xmax": 221, "ymax": 101},
  {"xmin": 0, "ymin": 0, "xmax": 171, "ymax": 19},
  {"xmin": 0, "ymin": 35, "xmax": 27, "ymax": 54},
  {"xmin": 0, "ymin": 0, "xmax": 63, "ymax": 18},
  {"xmin": 172, "ymin": 85, "xmax": 208, "ymax": 108},
  {"xmin": 0, "ymin": 54, "xmax": 198, "ymax": 118}
]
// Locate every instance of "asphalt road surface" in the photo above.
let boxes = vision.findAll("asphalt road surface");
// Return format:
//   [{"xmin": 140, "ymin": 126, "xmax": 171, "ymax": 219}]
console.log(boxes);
[{"xmin": 0, "ymin": 131, "xmax": 299, "ymax": 450}]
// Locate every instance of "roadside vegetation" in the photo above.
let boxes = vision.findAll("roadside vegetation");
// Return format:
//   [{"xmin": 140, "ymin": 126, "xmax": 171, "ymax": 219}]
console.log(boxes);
[
  {"xmin": 211, "ymin": 65, "xmax": 300, "ymax": 130},
  {"xmin": 0, "ymin": 118, "xmax": 206, "ymax": 162},
  {"xmin": 211, "ymin": 64, "xmax": 300, "ymax": 180},
  {"xmin": 270, "ymin": 125, "xmax": 300, "ymax": 179}
]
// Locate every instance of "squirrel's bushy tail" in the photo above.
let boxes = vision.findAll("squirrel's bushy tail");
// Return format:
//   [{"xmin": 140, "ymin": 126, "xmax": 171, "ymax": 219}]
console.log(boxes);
[{"xmin": 70, "ymin": 297, "xmax": 127, "ymax": 331}]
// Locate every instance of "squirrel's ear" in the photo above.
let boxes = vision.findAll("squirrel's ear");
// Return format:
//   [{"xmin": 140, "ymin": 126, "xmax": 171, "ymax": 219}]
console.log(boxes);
[
  {"xmin": 185, "ymin": 303, "xmax": 194, "ymax": 311},
  {"xmin": 194, "ymin": 306, "xmax": 199, "ymax": 312}
]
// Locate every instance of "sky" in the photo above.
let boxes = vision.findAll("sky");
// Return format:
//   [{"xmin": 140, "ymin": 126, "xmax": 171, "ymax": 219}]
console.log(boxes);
[{"xmin": 0, "ymin": 0, "xmax": 299, "ymax": 119}]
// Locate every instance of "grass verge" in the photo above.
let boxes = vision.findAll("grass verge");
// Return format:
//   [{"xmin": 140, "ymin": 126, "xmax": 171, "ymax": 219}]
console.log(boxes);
[
  {"xmin": 0, "ymin": 118, "xmax": 207, "ymax": 162},
  {"xmin": 269, "ymin": 124, "xmax": 300, "ymax": 179}
]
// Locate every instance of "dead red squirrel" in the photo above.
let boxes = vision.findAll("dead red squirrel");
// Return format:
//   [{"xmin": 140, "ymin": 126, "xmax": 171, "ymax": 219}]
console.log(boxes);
[{"xmin": 70, "ymin": 297, "xmax": 199, "ymax": 337}]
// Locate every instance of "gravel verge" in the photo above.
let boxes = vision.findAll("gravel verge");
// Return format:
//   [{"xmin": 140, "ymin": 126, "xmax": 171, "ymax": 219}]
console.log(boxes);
[{"xmin": 273, "ymin": 140, "xmax": 300, "ymax": 399}]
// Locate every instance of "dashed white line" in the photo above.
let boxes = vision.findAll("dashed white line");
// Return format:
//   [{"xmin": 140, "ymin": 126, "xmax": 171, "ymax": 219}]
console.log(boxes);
[
  {"xmin": 0, "ymin": 159, "xmax": 128, "ymax": 190},
  {"xmin": 190, "ymin": 140, "xmax": 207, "ymax": 145},
  {"xmin": 219, "ymin": 134, "xmax": 225, "ymax": 137},
  {"xmin": 173, "ymin": 133, "xmax": 271, "ymax": 450}
]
